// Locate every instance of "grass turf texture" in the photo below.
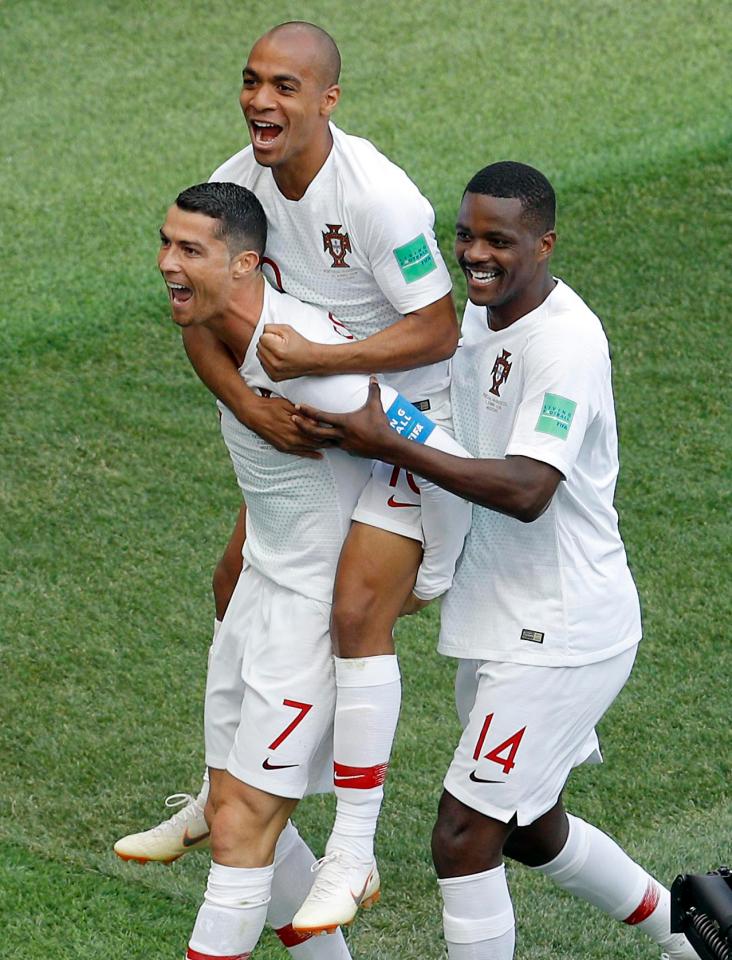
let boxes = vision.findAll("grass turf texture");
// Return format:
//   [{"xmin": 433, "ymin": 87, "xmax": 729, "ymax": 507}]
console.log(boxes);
[{"xmin": 1, "ymin": 1, "xmax": 730, "ymax": 957}]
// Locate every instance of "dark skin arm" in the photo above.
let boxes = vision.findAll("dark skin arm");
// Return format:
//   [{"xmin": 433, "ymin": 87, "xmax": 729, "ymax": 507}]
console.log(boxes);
[
  {"xmin": 256, "ymin": 292, "xmax": 458, "ymax": 381},
  {"xmin": 293, "ymin": 380, "xmax": 562, "ymax": 522},
  {"xmin": 182, "ymin": 325, "xmax": 323, "ymax": 457}
]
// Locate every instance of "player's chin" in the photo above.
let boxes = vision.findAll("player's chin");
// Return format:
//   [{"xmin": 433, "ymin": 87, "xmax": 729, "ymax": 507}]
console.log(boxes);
[{"xmin": 170, "ymin": 305, "xmax": 194, "ymax": 327}]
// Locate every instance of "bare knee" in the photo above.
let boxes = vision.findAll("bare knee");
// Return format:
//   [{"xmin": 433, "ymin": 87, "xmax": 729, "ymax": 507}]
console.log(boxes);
[
  {"xmin": 208, "ymin": 779, "xmax": 294, "ymax": 867},
  {"xmin": 503, "ymin": 800, "xmax": 569, "ymax": 867},
  {"xmin": 331, "ymin": 585, "xmax": 382, "ymax": 657},
  {"xmin": 330, "ymin": 525, "xmax": 421, "ymax": 657},
  {"xmin": 432, "ymin": 791, "xmax": 511, "ymax": 878}
]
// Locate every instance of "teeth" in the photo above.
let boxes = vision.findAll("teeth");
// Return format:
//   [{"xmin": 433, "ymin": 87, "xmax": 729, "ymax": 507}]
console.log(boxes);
[
  {"xmin": 469, "ymin": 269, "xmax": 499, "ymax": 282},
  {"xmin": 252, "ymin": 121, "xmax": 278, "ymax": 128}
]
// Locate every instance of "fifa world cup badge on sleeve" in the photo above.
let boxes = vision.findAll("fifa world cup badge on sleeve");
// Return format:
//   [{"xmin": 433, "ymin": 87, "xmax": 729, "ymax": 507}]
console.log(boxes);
[
  {"xmin": 386, "ymin": 393, "xmax": 435, "ymax": 444},
  {"xmin": 535, "ymin": 392, "xmax": 577, "ymax": 440},
  {"xmin": 393, "ymin": 234, "xmax": 437, "ymax": 284}
]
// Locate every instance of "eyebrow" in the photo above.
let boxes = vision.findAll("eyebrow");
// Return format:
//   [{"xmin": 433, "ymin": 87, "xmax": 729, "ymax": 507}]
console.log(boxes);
[
  {"xmin": 455, "ymin": 222, "xmax": 515, "ymax": 240},
  {"xmin": 242, "ymin": 66, "xmax": 302, "ymax": 86},
  {"xmin": 159, "ymin": 229, "xmax": 203, "ymax": 250}
]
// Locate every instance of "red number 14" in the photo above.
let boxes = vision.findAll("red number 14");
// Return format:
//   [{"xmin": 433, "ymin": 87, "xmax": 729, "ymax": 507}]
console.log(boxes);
[{"xmin": 472, "ymin": 713, "xmax": 526, "ymax": 775}]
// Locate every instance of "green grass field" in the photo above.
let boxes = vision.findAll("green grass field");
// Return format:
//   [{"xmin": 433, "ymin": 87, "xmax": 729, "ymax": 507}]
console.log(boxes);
[{"xmin": 1, "ymin": 1, "xmax": 730, "ymax": 957}]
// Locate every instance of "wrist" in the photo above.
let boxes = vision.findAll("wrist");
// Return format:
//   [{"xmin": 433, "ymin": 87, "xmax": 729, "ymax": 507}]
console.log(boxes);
[
  {"xmin": 230, "ymin": 387, "xmax": 262, "ymax": 428},
  {"xmin": 310, "ymin": 342, "xmax": 337, "ymax": 376}
]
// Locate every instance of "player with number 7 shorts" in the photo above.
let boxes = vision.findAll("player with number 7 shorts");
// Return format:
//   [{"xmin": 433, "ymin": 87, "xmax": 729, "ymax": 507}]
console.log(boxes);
[
  {"xmin": 115, "ymin": 24, "xmax": 462, "ymax": 938},
  {"xmin": 156, "ymin": 181, "xmax": 471, "ymax": 960}
]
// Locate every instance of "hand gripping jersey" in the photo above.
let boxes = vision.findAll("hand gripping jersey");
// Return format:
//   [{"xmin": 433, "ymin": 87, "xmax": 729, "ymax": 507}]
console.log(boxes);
[
  {"xmin": 219, "ymin": 282, "xmax": 471, "ymax": 603},
  {"xmin": 210, "ymin": 122, "xmax": 453, "ymax": 402},
  {"xmin": 440, "ymin": 280, "xmax": 642, "ymax": 666}
]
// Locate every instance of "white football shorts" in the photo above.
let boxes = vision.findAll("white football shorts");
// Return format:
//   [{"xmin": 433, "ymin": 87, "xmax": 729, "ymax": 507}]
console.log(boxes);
[
  {"xmin": 443, "ymin": 644, "xmax": 638, "ymax": 825},
  {"xmin": 352, "ymin": 386, "xmax": 452, "ymax": 542},
  {"xmin": 205, "ymin": 564, "xmax": 334, "ymax": 799}
]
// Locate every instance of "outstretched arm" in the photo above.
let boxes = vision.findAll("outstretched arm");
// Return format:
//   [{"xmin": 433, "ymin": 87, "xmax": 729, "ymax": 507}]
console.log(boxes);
[
  {"xmin": 256, "ymin": 293, "xmax": 458, "ymax": 381},
  {"xmin": 293, "ymin": 380, "xmax": 562, "ymax": 522}
]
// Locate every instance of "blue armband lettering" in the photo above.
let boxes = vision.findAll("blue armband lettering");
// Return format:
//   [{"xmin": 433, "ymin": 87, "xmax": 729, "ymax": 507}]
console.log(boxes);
[{"xmin": 385, "ymin": 393, "xmax": 436, "ymax": 444}]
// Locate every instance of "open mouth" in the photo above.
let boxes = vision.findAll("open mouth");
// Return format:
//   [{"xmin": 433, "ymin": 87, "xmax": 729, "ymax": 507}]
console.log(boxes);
[
  {"xmin": 250, "ymin": 119, "xmax": 283, "ymax": 147},
  {"xmin": 465, "ymin": 266, "xmax": 501, "ymax": 287},
  {"xmin": 167, "ymin": 281, "xmax": 193, "ymax": 305}
]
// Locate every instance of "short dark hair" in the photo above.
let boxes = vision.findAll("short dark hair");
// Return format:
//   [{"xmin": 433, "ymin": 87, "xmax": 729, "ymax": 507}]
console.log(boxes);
[
  {"xmin": 465, "ymin": 161, "xmax": 556, "ymax": 234},
  {"xmin": 175, "ymin": 182, "xmax": 267, "ymax": 257}
]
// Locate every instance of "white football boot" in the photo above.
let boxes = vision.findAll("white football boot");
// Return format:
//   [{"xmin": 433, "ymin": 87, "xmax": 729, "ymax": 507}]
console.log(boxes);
[
  {"xmin": 660, "ymin": 931, "xmax": 699, "ymax": 959},
  {"xmin": 291, "ymin": 850, "xmax": 380, "ymax": 935},
  {"xmin": 114, "ymin": 787, "xmax": 210, "ymax": 864}
]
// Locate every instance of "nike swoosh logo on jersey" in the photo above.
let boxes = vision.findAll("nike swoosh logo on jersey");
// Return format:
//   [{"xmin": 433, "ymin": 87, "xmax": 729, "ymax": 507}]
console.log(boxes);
[
  {"xmin": 262, "ymin": 758, "xmax": 300, "ymax": 770},
  {"xmin": 469, "ymin": 771, "xmax": 504, "ymax": 784},
  {"xmin": 387, "ymin": 495, "xmax": 419, "ymax": 508},
  {"xmin": 182, "ymin": 828, "xmax": 211, "ymax": 847}
]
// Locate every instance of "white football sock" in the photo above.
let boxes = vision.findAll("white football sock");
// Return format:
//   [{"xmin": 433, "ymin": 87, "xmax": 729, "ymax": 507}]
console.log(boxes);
[
  {"xmin": 187, "ymin": 861, "xmax": 273, "ymax": 959},
  {"xmin": 328, "ymin": 655, "xmax": 401, "ymax": 863},
  {"xmin": 268, "ymin": 822, "xmax": 352, "ymax": 959},
  {"xmin": 535, "ymin": 814, "xmax": 682, "ymax": 950},
  {"xmin": 438, "ymin": 865, "xmax": 515, "ymax": 959}
]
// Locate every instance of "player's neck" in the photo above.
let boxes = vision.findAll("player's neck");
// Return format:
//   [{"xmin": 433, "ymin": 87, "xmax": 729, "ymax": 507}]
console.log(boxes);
[
  {"xmin": 207, "ymin": 273, "xmax": 265, "ymax": 367},
  {"xmin": 488, "ymin": 274, "xmax": 557, "ymax": 331},
  {"xmin": 272, "ymin": 127, "xmax": 334, "ymax": 201}
]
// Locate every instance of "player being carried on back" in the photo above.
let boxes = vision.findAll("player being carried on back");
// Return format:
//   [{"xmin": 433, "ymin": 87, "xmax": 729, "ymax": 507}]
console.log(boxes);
[
  {"xmin": 116, "ymin": 18, "xmax": 469, "ymax": 937},
  {"xmin": 157, "ymin": 180, "xmax": 469, "ymax": 960}
]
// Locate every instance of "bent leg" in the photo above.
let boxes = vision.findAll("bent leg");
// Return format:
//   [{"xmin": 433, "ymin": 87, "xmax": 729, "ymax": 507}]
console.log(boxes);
[
  {"xmin": 526, "ymin": 809, "xmax": 696, "ymax": 958},
  {"xmin": 329, "ymin": 522, "xmax": 421, "ymax": 860},
  {"xmin": 291, "ymin": 523, "xmax": 420, "ymax": 934},
  {"xmin": 331, "ymin": 521, "xmax": 422, "ymax": 658}
]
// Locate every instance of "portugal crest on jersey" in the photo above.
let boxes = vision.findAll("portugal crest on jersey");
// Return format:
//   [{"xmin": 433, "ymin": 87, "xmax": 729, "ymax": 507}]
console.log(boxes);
[
  {"xmin": 489, "ymin": 349, "xmax": 512, "ymax": 397},
  {"xmin": 322, "ymin": 224, "xmax": 352, "ymax": 268}
]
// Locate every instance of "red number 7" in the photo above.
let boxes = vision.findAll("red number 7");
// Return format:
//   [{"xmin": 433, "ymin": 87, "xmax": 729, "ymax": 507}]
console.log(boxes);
[{"xmin": 268, "ymin": 699, "xmax": 313, "ymax": 751}]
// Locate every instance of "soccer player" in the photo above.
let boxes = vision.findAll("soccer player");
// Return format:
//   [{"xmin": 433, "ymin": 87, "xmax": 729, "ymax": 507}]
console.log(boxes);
[
  {"xmin": 292, "ymin": 162, "xmax": 697, "ymax": 960},
  {"xmin": 157, "ymin": 180, "xmax": 468, "ymax": 960},
  {"xmin": 116, "ymin": 20, "xmax": 465, "ymax": 929}
]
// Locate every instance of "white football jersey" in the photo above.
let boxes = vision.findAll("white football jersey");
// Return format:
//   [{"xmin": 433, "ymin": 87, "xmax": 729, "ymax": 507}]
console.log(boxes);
[
  {"xmin": 219, "ymin": 283, "xmax": 373, "ymax": 603},
  {"xmin": 440, "ymin": 280, "xmax": 642, "ymax": 666},
  {"xmin": 210, "ymin": 122, "xmax": 453, "ymax": 401}
]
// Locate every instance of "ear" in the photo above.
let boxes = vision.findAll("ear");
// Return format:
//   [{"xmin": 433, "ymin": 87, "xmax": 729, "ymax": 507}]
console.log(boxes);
[
  {"xmin": 537, "ymin": 230, "xmax": 556, "ymax": 262},
  {"xmin": 232, "ymin": 249, "xmax": 260, "ymax": 278},
  {"xmin": 320, "ymin": 84, "xmax": 340, "ymax": 118}
]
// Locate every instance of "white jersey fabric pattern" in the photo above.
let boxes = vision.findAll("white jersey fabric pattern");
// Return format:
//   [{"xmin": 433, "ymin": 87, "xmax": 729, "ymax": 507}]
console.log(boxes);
[
  {"xmin": 210, "ymin": 122, "xmax": 453, "ymax": 401},
  {"xmin": 220, "ymin": 282, "xmax": 471, "ymax": 604},
  {"xmin": 440, "ymin": 279, "xmax": 642, "ymax": 665}
]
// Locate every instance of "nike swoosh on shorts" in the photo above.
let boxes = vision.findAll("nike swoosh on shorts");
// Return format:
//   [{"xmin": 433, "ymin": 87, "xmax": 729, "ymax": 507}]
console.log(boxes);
[
  {"xmin": 469, "ymin": 771, "xmax": 504, "ymax": 784},
  {"xmin": 387, "ymin": 495, "xmax": 419, "ymax": 508},
  {"xmin": 262, "ymin": 758, "xmax": 300, "ymax": 770}
]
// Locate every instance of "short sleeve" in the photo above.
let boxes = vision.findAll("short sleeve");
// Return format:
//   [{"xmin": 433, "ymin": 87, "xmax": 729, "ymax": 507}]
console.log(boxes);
[
  {"xmin": 355, "ymin": 184, "xmax": 452, "ymax": 316},
  {"xmin": 505, "ymin": 321, "xmax": 609, "ymax": 479}
]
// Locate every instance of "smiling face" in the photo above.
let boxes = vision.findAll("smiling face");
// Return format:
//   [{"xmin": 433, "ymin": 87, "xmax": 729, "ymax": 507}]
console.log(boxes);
[
  {"xmin": 455, "ymin": 192, "xmax": 556, "ymax": 329},
  {"xmin": 157, "ymin": 205, "xmax": 235, "ymax": 327},
  {"xmin": 240, "ymin": 28, "xmax": 340, "ymax": 176}
]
